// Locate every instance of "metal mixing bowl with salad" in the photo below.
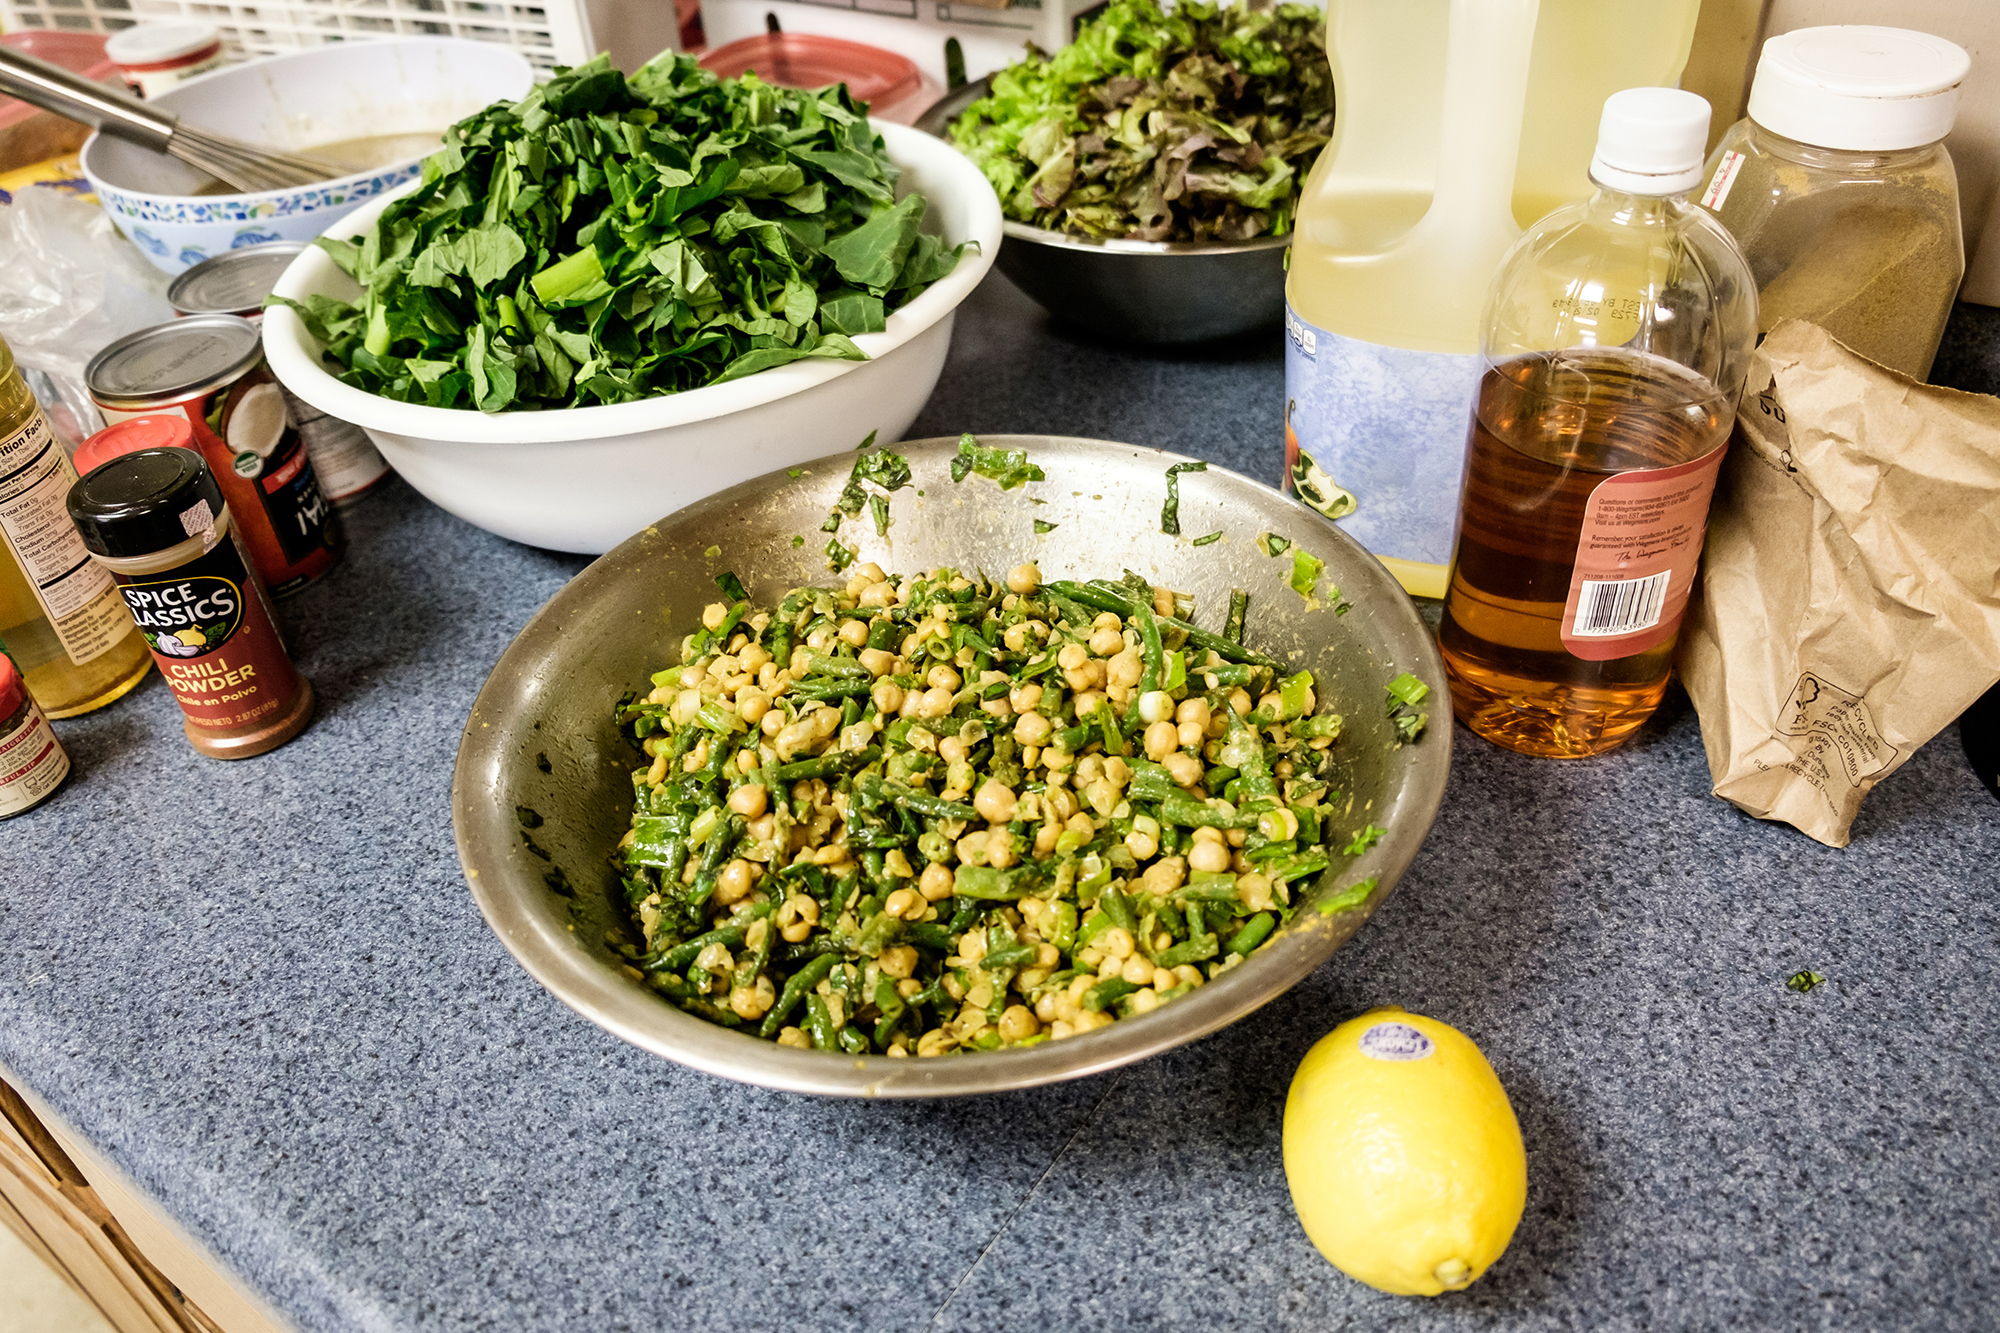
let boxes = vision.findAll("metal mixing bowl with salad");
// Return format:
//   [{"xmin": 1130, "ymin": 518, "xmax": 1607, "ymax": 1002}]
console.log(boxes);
[{"xmin": 607, "ymin": 443, "xmax": 1426, "ymax": 1057}]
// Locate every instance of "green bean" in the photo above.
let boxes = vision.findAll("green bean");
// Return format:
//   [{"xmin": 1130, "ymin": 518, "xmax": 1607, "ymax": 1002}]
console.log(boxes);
[
  {"xmin": 1224, "ymin": 590, "xmax": 1248, "ymax": 645},
  {"xmin": 766, "ymin": 746, "xmax": 881, "ymax": 781},
  {"xmin": 1084, "ymin": 978, "xmax": 1140, "ymax": 1012},
  {"xmin": 805, "ymin": 994, "xmax": 838, "ymax": 1049},
  {"xmin": 760, "ymin": 954, "xmax": 839, "ymax": 1037},
  {"xmin": 1133, "ymin": 603, "xmax": 1164, "ymax": 697},
  {"xmin": 1226, "ymin": 912, "xmax": 1276, "ymax": 956},
  {"xmin": 857, "ymin": 775, "xmax": 979, "ymax": 821},
  {"xmin": 1156, "ymin": 934, "xmax": 1219, "ymax": 968},
  {"xmin": 792, "ymin": 678, "xmax": 873, "ymax": 702}
]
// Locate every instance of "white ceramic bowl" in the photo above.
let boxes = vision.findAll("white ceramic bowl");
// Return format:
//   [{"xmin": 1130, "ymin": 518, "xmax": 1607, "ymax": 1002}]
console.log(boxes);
[
  {"xmin": 263, "ymin": 121, "xmax": 1003, "ymax": 553},
  {"xmin": 82, "ymin": 39, "xmax": 534, "ymax": 275}
]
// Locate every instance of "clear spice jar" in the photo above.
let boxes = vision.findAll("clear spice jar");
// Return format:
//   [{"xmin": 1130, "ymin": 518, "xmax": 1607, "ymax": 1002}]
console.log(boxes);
[{"xmin": 1698, "ymin": 26, "xmax": 1969, "ymax": 381}]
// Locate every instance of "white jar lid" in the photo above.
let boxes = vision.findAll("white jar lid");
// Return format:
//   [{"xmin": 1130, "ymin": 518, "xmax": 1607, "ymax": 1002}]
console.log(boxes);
[
  {"xmin": 105, "ymin": 20, "xmax": 222, "ymax": 67},
  {"xmin": 1748, "ymin": 26, "xmax": 1969, "ymax": 151},
  {"xmin": 1589, "ymin": 87, "xmax": 1712, "ymax": 196}
]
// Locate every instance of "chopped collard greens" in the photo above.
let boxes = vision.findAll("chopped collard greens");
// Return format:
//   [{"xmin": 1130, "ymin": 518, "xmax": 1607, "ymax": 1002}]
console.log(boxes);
[
  {"xmin": 948, "ymin": 0, "xmax": 1333, "ymax": 242},
  {"xmin": 611, "ymin": 561, "xmax": 1364, "ymax": 1055},
  {"xmin": 275, "ymin": 54, "xmax": 963, "ymax": 411}
]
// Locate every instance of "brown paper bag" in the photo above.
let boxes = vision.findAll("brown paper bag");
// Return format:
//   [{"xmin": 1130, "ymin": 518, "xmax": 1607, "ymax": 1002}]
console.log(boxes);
[{"xmin": 1680, "ymin": 319, "xmax": 2000, "ymax": 847}]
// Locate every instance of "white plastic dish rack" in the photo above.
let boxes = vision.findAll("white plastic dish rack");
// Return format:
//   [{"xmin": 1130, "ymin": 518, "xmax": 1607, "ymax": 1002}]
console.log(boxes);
[{"xmin": 0, "ymin": 0, "xmax": 593, "ymax": 75}]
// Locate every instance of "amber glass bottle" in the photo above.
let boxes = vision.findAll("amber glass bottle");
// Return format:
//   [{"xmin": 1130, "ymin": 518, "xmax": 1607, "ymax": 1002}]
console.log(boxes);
[{"xmin": 0, "ymin": 337, "xmax": 153, "ymax": 717}]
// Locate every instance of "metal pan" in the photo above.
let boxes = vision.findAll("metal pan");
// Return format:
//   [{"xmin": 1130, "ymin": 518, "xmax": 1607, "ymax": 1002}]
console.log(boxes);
[{"xmin": 452, "ymin": 436, "xmax": 1450, "ymax": 1097}]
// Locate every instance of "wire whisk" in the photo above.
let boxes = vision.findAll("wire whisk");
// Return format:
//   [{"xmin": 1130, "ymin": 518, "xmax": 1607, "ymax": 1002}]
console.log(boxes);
[{"xmin": 0, "ymin": 45, "xmax": 338, "ymax": 193}]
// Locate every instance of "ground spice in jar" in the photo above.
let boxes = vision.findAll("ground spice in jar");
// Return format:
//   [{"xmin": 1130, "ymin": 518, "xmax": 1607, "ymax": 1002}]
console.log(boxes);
[
  {"xmin": 1699, "ymin": 26, "xmax": 1968, "ymax": 381},
  {"xmin": 68, "ymin": 447, "xmax": 314, "ymax": 759}
]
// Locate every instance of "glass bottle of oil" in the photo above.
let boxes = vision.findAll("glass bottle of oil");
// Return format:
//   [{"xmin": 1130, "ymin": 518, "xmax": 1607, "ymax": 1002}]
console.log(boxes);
[
  {"xmin": 1439, "ymin": 88, "xmax": 1758, "ymax": 758},
  {"xmin": 0, "ymin": 336, "xmax": 153, "ymax": 717}
]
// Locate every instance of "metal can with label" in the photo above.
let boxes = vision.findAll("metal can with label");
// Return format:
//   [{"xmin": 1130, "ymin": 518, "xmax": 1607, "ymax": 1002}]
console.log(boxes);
[
  {"xmin": 168, "ymin": 244, "xmax": 391, "ymax": 505},
  {"xmin": 85, "ymin": 316, "xmax": 343, "ymax": 598},
  {"xmin": 68, "ymin": 447, "xmax": 314, "ymax": 759}
]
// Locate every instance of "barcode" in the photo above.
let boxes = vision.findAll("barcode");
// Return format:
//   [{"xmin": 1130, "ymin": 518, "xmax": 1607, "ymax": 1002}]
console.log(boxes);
[{"xmin": 1573, "ymin": 571, "xmax": 1671, "ymax": 637}]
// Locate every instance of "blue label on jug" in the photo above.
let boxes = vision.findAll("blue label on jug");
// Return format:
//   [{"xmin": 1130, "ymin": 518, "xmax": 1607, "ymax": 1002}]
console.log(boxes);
[{"xmin": 1283, "ymin": 303, "xmax": 1483, "ymax": 570}]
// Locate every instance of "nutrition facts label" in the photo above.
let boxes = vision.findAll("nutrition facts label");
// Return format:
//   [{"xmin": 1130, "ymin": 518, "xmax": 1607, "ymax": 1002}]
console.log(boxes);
[{"xmin": 0, "ymin": 411, "xmax": 130, "ymax": 666}]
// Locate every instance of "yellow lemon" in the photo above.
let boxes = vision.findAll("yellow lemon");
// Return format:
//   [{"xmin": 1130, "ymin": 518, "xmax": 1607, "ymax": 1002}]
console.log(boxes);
[
  {"xmin": 175, "ymin": 628, "xmax": 207, "ymax": 647},
  {"xmin": 1283, "ymin": 1007, "xmax": 1526, "ymax": 1296}
]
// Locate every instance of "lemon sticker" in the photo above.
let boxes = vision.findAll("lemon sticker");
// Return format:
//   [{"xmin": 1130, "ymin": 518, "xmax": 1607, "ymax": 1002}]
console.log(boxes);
[{"xmin": 1358, "ymin": 1021, "xmax": 1434, "ymax": 1061}]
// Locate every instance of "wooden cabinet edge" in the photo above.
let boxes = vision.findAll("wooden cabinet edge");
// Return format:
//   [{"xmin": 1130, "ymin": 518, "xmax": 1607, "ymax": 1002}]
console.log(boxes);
[{"xmin": 0, "ymin": 1076, "xmax": 293, "ymax": 1333}]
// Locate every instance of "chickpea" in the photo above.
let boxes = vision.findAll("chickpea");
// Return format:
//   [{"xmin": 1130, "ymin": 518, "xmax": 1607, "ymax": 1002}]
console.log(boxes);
[
  {"xmin": 1103, "ymin": 757, "xmax": 1131, "ymax": 788},
  {"xmin": 1173, "ymin": 964, "xmax": 1205, "ymax": 989},
  {"xmin": 1014, "ymin": 712, "xmax": 1053, "ymax": 746},
  {"xmin": 917, "ymin": 1029, "xmax": 953, "ymax": 1058},
  {"xmin": 998, "ymin": 1005, "xmax": 1040, "ymax": 1042},
  {"xmin": 1124, "ymin": 817, "xmax": 1160, "ymax": 862},
  {"xmin": 1034, "ymin": 822, "xmax": 1062, "ymax": 857},
  {"xmin": 919, "ymin": 861, "xmax": 955, "ymax": 901},
  {"xmin": 760, "ymin": 709, "xmax": 786, "ymax": 738},
  {"xmin": 1237, "ymin": 873, "xmax": 1275, "ymax": 913},
  {"xmin": 1064, "ymin": 660, "xmax": 1104, "ymax": 692},
  {"xmin": 1186, "ymin": 840, "xmax": 1232, "ymax": 875},
  {"xmin": 727, "ymin": 783, "xmax": 768, "ymax": 819},
  {"xmin": 1177, "ymin": 720, "xmax": 1206, "ymax": 750},
  {"xmin": 730, "ymin": 975, "xmax": 778, "ymax": 1020},
  {"xmin": 1072, "ymin": 689, "xmax": 1106, "ymax": 717},
  {"xmin": 1006, "ymin": 563, "xmax": 1041, "ymax": 595},
  {"xmin": 878, "ymin": 945, "xmax": 919, "ymax": 979},
  {"xmin": 871, "ymin": 680, "xmax": 905, "ymax": 715},
  {"xmin": 1126, "ymin": 988, "xmax": 1161, "ymax": 1017},
  {"xmin": 858, "ymin": 647, "xmax": 896, "ymax": 677},
  {"xmin": 956, "ymin": 830, "xmax": 991, "ymax": 867},
  {"xmin": 1100, "ymin": 926, "xmax": 1136, "ymax": 960},
  {"xmin": 1009, "ymin": 681, "xmax": 1044, "ymax": 715},
  {"xmin": 1143, "ymin": 720, "xmax": 1179, "ymax": 761},
  {"xmin": 859, "ymin": 581, "xmax": 896, "ymax": 608},
  {"xmin": 695, "ymin": 941, "xmax": 734, "ymax": 974},
  {"xmin": 714, "ymin": 858, "xmax": 758, "ymax": 904},
  {"xmin": 1176, "ymin": 697, "xmax": 1211, "ymax": 731},
  {"xmin": 884, "ymin": 887, "xmax": 925, "ymax": 919},
  {"xmin": 1091, "ymin": 626, "xmax": 1127, "ymax": 658},
  {"xmin": 736, "ymin": 690, "xmax": 771, "ymax": 726},
  {"xmin": 938, "ymin": 736, "xmax": 969, "ymax": 765},
  {"xmin": 1228, "ymin": 687, "xmax": 1253, "ymax": 716},
  {"xmin": 1162, "ymin": 752, "xmax": 1204, "ymax": 788},
  {"xmin": 1140, "ymin": 856, "xmax": 1187, "ymax": 896},
  {"xmin": 1002, "ymin": 623, "xmax": 1034, "ymax": 653},
  {"xmin": 975, "ymin": 779, "xmax": 1019, "ymax": 824},
  {"xmin": 701, "ymin": 602, "xmax": 728, "ymax": 631},
  {"xmin": 918, "ymin": 686, "xmax": 954, "ymax": 718},
  {"xmin": 831, "ymin": 619, "xmax": 864, "ymax": 649},
  {"xmin": 850, "ymin": 561, "xmax": 885, "ymax": 585},
  {"xmin": 1057, "ymin": 642, "xmax": 1090, "ymax": 671},
  {"xmin": 777, "ymin": 1026, "xmax": 811, "ymax": 1049},
  {"xmin": 1083, "ymin": 778, "xmax": 1118, "ymax": 817},
  {"xmin": 1120, "ymin": 954, "xmax": 1156, "ymax": 987},
  {"xmin": 927, "ymin": 664, "xmax": 962, "ymax": 692}
]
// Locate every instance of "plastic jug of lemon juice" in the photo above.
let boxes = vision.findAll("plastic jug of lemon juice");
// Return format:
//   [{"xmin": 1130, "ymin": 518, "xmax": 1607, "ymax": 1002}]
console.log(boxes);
[{"xmin": 1283, "ymin": 0, "xmax": 1703, "ymax": 599}]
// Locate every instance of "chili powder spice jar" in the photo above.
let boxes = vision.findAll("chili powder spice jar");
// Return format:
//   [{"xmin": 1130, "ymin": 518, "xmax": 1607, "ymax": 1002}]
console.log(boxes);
[
  {"xmin": 68, "ymin": 447, "xmax": 314, "ymax": 760},
  {"xmin": 0, "ymin": 646, "xmax": 71, "ymax": 816},
  {"xmin": 85, "ymin": 316, "xmax": 343, "ymax": 598}
]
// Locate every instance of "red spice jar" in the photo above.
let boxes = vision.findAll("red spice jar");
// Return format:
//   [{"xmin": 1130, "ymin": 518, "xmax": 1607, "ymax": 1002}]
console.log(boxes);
[
  {"xmin": 85, "ymin": 316, "xmax": 342, "ymax": 599},
  {"xmin": 68, "ymin": 447, "xmax": 314, "ymax": 759},
  {"xmin": 0, "ymin": 646, "xmax": 70, "ymax": 816}
]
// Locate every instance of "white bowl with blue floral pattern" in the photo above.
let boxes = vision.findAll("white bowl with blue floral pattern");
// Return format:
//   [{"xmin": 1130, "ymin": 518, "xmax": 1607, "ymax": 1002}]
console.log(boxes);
[{"xmin": 83, "ymin": 38, "xmax": 534, "ymax": 276}]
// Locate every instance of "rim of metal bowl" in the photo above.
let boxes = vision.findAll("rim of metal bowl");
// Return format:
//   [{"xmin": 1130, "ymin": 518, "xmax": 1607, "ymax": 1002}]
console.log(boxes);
[
  {"xmin": 920, "ymin": 77, "xmax": 1295, "ymax": 259},
  {"xmin": 453, "ymin": 436, "xmax": 1450, "ymax": 1098}
]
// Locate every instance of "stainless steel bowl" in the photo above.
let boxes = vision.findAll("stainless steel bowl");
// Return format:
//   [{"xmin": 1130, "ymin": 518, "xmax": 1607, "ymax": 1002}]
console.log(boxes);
[
  {"xmin": 452, "ymin": 436, "xmax": 1450, "ymax": 1097},
  {"xmin": 916, "ymin": 81, "xmax": 1291, "ymax": 344}
]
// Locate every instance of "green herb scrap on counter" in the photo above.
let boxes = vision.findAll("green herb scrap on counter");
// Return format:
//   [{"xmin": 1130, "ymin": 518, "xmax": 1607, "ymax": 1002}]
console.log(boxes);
[
  {"xmin": 949, "ymin": 0, "xmax": 1333, "ymax": 242},
  {"xmin": 610, "ymin": 560, "xmax": 1363, "ymax": 1055},
  {"xmin": 273, "ymin": 54, "xmax": 965, "ymax": 411}
]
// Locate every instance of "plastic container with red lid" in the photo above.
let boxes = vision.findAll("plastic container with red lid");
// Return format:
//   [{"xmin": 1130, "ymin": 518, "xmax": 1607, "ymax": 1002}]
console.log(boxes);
[
  {"xmin": 0, "ymin": 647, "xmax": 72, "ymax": 818},
  {"xmin": 698, "ymin": 34, "xmax": 936, "ymax": 125}
]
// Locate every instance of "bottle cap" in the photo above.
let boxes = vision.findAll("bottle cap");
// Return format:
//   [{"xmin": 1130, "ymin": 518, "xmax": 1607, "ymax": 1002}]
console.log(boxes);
[
  {"xmin": 68, "ymin": 447, "xmax": 225, "ymax": 559},
  {"xmin": 1589, "ymin": 88, "xmax": 1712, "ymax": 196},
  {"xmin": 104, "ymin": 20, "xmax": 221, "ymax": 70},
  {"xmin": 1749, "ymin": 26, "xmax": 1967, "ymax": 152},
  {"xmin": 0, "ymin": 651, "xmax": 24, "ymax": 720},
  {"xmin": 73, "ymin": 415, "xmax": 195, "ymax": 478}
]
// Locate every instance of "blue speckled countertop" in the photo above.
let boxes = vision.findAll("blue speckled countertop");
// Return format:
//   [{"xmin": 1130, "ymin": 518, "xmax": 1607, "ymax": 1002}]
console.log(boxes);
[{"xmin": 3, "ymin": 274, "xmax": 1998, "ymax": 1332}]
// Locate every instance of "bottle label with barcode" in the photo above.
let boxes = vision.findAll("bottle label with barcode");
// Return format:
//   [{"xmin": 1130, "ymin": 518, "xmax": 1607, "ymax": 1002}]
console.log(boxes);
[{"xmin": 1560, "ymin": 443, "xmax": 1728, "ymax": 662}]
